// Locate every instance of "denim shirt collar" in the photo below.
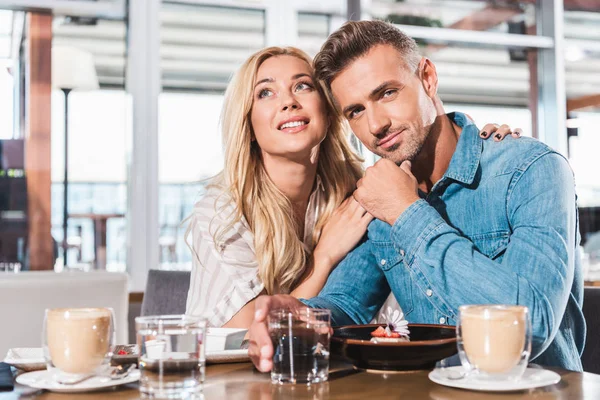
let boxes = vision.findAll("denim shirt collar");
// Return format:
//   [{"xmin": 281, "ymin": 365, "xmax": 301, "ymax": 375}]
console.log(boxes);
[{"xmin": 442, "ymin": 112, "xmax": 482, "ymax": 186}]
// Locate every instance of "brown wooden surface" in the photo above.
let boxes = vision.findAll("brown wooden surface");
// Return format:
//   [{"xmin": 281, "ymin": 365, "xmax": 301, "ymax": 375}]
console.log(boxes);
[
  {"xmin": 25, "ymin": 12, "xmax": 54, "ymax": 271},
  {"xmin": 128, "ymin": 292, "xmax": 144, "ymax": 304},
  {"xmin": 426, "ymin": 5, "xmax": 521, "ymax": 53},
  {"xmin": 567, "ymin": 94, "xmax": 600, "ymax": 112},
  {"xmin": 3, "ymin": 361, "xmax": 600, "ymax": 399}
]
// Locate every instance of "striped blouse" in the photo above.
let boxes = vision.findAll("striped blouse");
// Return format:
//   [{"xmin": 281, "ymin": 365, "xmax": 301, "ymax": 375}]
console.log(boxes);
[{"xmin": 184, "ymin": 181, "xmax": 403, "ymax": 327}]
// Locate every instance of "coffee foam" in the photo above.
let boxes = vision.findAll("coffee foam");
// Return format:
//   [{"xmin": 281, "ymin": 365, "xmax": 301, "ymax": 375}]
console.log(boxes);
[{"xmin": 47, "ymin": 308, "xmax": 112, "ymax": 320}]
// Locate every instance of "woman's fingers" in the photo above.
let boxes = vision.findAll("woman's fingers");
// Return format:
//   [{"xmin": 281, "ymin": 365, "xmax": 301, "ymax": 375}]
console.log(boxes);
[
  {"xmin": 479, "ymin": 123, "xmax": 499, "ymax": 139},
  {"xmin": 493, "ymin": 124, "xmax": 512, "ymax": 141}
]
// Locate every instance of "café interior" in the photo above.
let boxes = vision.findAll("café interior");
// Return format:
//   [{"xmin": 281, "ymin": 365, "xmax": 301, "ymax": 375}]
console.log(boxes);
[{"xmin": 1, "ymin": 0, "xmax": 600, "ymax": 398}]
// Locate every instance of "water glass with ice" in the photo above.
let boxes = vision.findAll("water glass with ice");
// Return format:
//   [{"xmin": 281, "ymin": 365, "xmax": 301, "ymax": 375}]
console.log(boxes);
[{"xmin": 136, "ymin": 315, "xmax": 206, "ymax": 399}]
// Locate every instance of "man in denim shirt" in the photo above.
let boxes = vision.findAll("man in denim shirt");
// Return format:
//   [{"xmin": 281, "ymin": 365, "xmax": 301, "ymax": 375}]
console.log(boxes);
[{"xmin": 248, "ymin": 20, "xmax": 585, "ymax": 372}]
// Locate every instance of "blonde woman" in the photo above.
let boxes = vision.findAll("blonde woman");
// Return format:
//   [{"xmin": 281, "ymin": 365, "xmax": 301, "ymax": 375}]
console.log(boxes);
[{"xmin": 185, "ymin": 47, "xmax": 518, "ymax": 328}]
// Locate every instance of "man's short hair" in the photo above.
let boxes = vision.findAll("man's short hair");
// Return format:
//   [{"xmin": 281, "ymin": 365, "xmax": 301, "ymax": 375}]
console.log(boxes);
[{"xmin": 314, "ymin": 20, "xmax": 421, "ymax": 90}]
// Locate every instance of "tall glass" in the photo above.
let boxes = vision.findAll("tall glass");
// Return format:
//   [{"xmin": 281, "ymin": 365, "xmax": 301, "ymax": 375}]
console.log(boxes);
[
  {"xmin": 268, "ymin": 308, "xmax": 331, "ymax": 385},
  {"xmin": 457, "ymin": 305, "xmax": 532, "ymax": 381},
  {"xmin": 136, "ymin": 315, "xmax": 206, "ymax": 399},
  {"xmin": 43, "ymin": 308, "xmax": 115, "ymax": 380}
]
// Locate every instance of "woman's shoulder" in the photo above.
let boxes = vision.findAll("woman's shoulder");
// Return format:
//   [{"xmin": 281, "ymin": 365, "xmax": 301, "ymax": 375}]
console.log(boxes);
[
  {"xmin": 187, "ymin": 186, "xmax": 254, "ymax": 247},
  {"xmin": 191, "ymin": 186, "xmax": 234, "ymax": 220}
]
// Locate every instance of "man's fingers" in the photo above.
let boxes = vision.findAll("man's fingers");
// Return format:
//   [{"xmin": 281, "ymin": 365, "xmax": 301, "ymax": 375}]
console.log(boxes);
[
  {"xmin": 248, "ymin": 320, "xmax": 273, "ymax": 372},
  {"xmin": 361, "ymin": 212, "xmax": 374, "ymax": 226},
  {"xmin": 254, "ymin": 296, "xmax": 271, "ymax": 322},
  {"xmin": 400, "ymin": 160, "xmax": 412, "ymax": 176}
]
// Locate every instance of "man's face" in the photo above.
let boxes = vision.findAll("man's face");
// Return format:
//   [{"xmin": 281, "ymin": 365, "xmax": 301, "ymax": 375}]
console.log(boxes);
[{"xmin": 331, "ymin": 44, "xmax": 438, "ymax": 165}]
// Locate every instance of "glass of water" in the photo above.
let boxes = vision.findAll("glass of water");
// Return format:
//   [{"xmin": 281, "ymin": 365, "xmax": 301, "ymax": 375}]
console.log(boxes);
[
  {"xmin": 268, "ymin": 308, "xmax": 331, "ymax": 385},
  {"xmin": 135, "ymin": 315, "xmax": 206, "ymax": 399}
]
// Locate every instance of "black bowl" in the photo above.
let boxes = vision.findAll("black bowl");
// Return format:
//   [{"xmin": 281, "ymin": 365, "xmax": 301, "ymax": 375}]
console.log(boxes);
[{"xmin": 331, "ymin": 324, "xmax": 457, "ymax": 372}]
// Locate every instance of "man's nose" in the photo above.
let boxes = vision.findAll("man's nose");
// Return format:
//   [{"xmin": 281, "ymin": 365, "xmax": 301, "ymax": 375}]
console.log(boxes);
[{"xmin": 367, "ymin": 105, "xmax": 391, "ymax": 136}]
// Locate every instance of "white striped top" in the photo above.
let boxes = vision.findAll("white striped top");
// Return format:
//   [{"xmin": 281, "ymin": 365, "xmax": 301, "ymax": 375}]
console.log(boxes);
[{"xmin": 185, "ymin": 182, "xmax": 402, "ymax": 327}]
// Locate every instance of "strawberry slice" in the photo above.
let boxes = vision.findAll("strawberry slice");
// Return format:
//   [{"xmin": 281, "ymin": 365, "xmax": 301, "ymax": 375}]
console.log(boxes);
[{"xmin": 371, "ymin": 326, "xmax": 387, "ymax": 337}]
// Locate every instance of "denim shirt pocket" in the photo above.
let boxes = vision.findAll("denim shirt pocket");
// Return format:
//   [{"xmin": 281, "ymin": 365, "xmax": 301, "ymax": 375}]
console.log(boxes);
[
  {"xmin": 469, "ymin": 231, "xmax": 510, "ymax": 260},
  {"xmin": 371, "ymin": 241, "xmax": 414, "ymax": 316}
]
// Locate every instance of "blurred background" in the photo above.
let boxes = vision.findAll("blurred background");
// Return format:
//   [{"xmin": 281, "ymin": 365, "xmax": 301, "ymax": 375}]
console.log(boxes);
[{"xmin": 0, "ymin": 0, "xmax": 599, "ymax": 291}]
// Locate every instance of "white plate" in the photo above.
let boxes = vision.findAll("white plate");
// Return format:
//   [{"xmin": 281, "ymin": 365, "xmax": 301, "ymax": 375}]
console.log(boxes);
[
  {"xmin": 206, "ymin": 349, "xmax": 249, "ymax": 364},
  {"xmin": 206, "ymin": 328, "xmax": 247, "ymax": 352},
  {"xmin": 16, "ymin": 369, "xmax": 140, "ymax": 393},
  {"xmin": 3, "ymin": 348, "xmax": 45, "ymax": 372},
  {"xmin": 429, "ymin": 367, "xmax": 561, "ymax": 392}
]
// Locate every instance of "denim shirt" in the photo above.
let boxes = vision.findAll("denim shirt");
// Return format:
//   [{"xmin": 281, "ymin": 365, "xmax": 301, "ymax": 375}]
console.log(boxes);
[{"xmin": 303, "ymin": 112, "xmax": 585, "ymax": 371}]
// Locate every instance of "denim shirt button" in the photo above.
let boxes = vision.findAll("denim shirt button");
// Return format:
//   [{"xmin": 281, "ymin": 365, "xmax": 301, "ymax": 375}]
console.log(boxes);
[
  {"xmin": 439, "ymin": 317, "xmax": 446, "ymax": 324},
  {"xmin": 380, "ymin": 259, "xmax": 387, "ymax": 266},
  {"xmin": 426, "ymin": 289, "xmax": 433, "ymax": 297},
  {"xmin": 399, "ymin": 249, "xmax": 405, "ymax": 257}
]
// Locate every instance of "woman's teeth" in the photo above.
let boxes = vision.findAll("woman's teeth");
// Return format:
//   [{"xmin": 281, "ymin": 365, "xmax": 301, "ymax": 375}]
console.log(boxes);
[{"xmin": 280, "ymin": 121, "xmax": 306, "ymax": 129}]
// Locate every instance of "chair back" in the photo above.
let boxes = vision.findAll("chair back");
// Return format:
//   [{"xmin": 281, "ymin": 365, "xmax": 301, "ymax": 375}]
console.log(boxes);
[
  {"xmin": 140, "ymin": 270, "xmax": 190, "ymax": 317},
  {"xmin": 582, "ymin": 287, "xmax": 600, "ymax": 373},
  {"xmin": 0, "ymin": 271, "xmax": 128, "ymax": 357}
]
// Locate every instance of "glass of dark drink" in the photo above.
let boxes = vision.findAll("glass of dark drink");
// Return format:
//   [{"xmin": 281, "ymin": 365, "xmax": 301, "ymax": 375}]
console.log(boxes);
[{"xmin": 268, "ymin": 308, "xmax": 331, "ymax": 385}]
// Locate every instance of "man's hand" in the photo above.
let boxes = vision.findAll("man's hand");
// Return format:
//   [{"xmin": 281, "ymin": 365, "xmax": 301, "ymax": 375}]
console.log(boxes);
[
  {"xmin": 353, "ymin": 159, "xmax": 420, "ymax": 226},
  {"xmin": 248, "ymin": 295, "xmax": 306, "ymax": 372}
]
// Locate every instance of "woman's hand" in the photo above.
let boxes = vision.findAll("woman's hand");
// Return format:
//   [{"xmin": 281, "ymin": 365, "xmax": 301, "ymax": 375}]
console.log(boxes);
[
  {"xmin": 479, "ymin": 123, "xmax": 523, "ymax": 141},
  {"xmin": 290, "ymin": 197, "xmax": 372, "ymax": 299},
  {"xmin": 313, "ymin": 197, "xmax": 373, "ymax": 271}
]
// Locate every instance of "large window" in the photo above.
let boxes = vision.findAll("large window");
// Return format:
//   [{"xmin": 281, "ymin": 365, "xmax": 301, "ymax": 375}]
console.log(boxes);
[
  {"xmin": 158, "ymin": 2, "xmax": 266, "ymax": 269},
  {"xmin": 51, "ymin": 16, "xmax": 129, "ymax": 271},
  {"xmin": 564, "ymin": 9, "xmax": 600, "ymax": 209}
]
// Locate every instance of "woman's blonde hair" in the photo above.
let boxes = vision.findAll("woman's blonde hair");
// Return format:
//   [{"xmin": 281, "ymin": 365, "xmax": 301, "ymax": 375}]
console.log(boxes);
[{"xmin": 211, "ymin": 47, "xmax": 364, "ymax": 295}]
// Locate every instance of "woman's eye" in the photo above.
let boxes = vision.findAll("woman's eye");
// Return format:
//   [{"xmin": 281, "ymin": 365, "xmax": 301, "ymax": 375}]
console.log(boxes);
[
  {"xmin": 296, "ymin": 82, "xmax": 313, "ymax": 91},
  {"xmin": 258, "ymin": 89, "xmax": 273, "ymax": 99}
]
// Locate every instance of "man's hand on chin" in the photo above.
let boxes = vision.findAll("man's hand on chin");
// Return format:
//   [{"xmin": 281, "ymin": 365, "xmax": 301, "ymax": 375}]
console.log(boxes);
[
  {"xmin": 248, "ymin": 295, "xmax": 305, "ymax": 372},
  {"xmin": 353, "ymin": 159, "xmax": 420, "ymax": 226}
]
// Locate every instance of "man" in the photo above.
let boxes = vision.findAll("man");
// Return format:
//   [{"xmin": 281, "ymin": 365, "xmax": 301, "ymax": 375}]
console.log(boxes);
[{"xmin": 248, "ymin": 20, "xmax": 585, "ymax": 372}]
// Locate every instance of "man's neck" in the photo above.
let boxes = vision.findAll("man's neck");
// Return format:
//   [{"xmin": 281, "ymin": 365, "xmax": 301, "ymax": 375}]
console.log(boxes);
[{"xmin": 412, "ymin": 112, "xmax": 462, "ymax": 193}]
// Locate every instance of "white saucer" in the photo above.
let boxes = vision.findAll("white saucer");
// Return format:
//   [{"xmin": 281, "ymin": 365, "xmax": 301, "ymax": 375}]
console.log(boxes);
[
  {"xmin": 206, "ymin": 349, "xmax": 249, "ymax": 364},
  {"xmin": 428, "ymin": 367, "xmax": 561, "ymax": 392},
  {"xmin": 16, "ymin": 369, "xmax": 140, "ymax": 393}
]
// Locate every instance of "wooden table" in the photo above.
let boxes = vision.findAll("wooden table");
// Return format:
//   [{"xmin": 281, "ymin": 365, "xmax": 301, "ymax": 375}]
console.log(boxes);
[
  {"xmin": 69, "ymin": 213, "xmax": 124, "ymax": 270},
  {"xmin": 3, "ymin": 361, "xmax": 600, "ymax": 399}
]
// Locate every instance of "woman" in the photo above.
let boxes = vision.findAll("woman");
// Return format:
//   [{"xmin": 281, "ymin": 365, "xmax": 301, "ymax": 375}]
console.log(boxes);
[{"xmin": 185, "ymin": 46, "xmax": 518, "ymax": 328}]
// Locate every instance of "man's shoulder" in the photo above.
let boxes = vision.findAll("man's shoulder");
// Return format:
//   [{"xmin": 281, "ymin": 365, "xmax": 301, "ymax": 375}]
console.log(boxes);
[{"xmin": 480, "ymin": 135, "xmax": 564, "ymax": 177}]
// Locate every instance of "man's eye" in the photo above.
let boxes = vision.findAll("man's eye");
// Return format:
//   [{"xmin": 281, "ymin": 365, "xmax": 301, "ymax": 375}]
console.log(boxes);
[
  {"xmin": 349, "ymin": 108, "xmax": 363, "ymax": 119},
  {"xmin": 383, "ymin": 89, "xmax": 396, "ymax": 98}
]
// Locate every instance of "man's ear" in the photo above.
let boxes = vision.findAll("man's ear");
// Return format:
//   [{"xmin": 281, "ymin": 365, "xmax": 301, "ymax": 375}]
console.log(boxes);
[{"xmin": 417, "ymin": 57, "xmax": 439, "ymax": 98}]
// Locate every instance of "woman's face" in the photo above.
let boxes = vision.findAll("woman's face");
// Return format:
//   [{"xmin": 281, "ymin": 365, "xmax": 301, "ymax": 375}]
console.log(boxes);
[{"xmin": 250, "ymin": 55, "xmax": 329, "ymax": 162}]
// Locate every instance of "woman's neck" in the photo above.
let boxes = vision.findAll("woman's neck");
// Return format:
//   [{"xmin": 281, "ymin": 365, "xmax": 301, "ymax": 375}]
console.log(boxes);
[{"xmin": 261, "ymin": 149, "xmax": 319, "ymax": 232}]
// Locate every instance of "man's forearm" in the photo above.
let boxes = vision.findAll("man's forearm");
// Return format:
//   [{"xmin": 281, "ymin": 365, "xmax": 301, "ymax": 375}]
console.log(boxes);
[{"xmin": 387, "ymin": 197, "xmax": 575, "ymax": 358}]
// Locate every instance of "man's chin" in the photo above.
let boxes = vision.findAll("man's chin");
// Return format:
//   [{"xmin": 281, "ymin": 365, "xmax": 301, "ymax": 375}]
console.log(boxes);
[{"xmin": 375, "ymin": 148, "xmax": 408, "ymax": 166}]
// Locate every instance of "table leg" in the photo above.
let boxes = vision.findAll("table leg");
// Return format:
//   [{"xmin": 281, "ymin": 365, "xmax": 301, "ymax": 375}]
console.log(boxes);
[{"xmin": 96, "ymin": 218, "xmax": 108, "ymax": 270}]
